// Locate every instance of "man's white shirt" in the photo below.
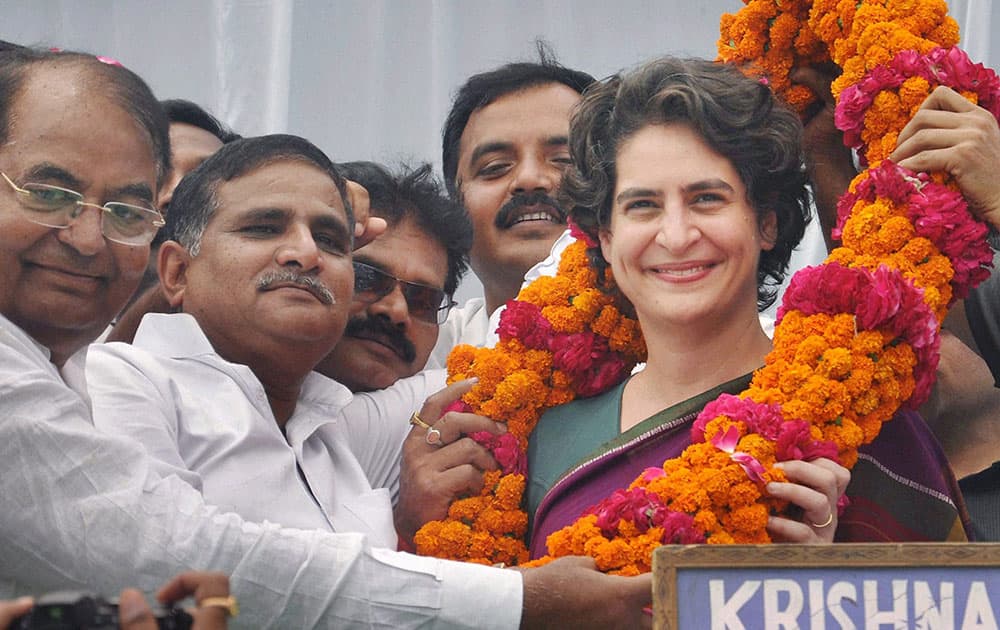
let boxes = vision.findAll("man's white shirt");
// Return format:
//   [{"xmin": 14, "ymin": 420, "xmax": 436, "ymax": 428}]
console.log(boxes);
[
  {"xmin": 0, "ymin": 312, "xmax": 522, "ymax": 629},
  {"xmin": 87, "ymin": 312, "xmax": 448, "ymax": 547}
]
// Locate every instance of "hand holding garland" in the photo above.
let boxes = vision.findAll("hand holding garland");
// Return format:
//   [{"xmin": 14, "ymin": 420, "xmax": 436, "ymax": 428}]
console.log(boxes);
[
  {"xmin": 395, "ymin": 378, "xmax": 505, "ymax": 546},
  {"xmin": 892, "ymin": 85, "xmax": 1000, "ymax": 230},
  {"xmin": 519, "ymin": 557, "xmax": 653, "ymax": 630},
  {"xmin": 764, "ymin": 458, "xmax": 850, "ymax": 542}
]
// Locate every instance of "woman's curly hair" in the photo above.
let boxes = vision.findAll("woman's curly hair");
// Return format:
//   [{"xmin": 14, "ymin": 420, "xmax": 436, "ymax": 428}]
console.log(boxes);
[{"xmin": 563, "ymin": 56, "xmax": 811, "ymax": 310}]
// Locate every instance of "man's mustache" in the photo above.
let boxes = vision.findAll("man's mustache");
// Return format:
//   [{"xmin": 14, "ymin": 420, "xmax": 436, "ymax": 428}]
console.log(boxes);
[
  {"xmin": 345, "ymin": 314, "xmax": 417, "ymax": 363},
  {"xmin": 493, "ymin": 191, "xmax": 567, "ymax": 229},
  {"xmin": 257, "ymin": 270, "xmax": 335, "ymax": 305}
]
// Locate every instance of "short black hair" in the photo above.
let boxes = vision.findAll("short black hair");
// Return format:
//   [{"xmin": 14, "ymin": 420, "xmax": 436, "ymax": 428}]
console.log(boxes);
[
  {"xmin": 441, "ymin": 43, "xmax": 595, "ymax": 197},
  {"xmin": 0, "ymin": 45, "xmax": 171, "ymax": 187},
  {"xmin": 166, "ymin": 134, "xmax": 351, "ymax": 255},
  {"xmin": 338, "ymin": 161, "xmax": 471, "ymax": 296},
  {"xmin": 161, "ymin": 98, "xmax": 241, "ymax": 144}
]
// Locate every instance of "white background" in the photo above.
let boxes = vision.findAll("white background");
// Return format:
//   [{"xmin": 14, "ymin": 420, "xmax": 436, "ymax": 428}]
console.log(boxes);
[{"xmin": 3, "ymin": 1, "xmax": 996, "ymax": 304}]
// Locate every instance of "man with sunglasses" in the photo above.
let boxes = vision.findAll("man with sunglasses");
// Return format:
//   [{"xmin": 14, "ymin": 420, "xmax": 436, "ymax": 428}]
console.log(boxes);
[{"xmin": 315, "ymin": 161, "xmax": 471, "ymax": 393}]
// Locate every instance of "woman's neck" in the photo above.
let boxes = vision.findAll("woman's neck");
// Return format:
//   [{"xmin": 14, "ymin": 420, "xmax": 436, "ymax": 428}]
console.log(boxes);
[{"xmin": 620, "ymin": 311, "xmax": 771, "ymax": 432}]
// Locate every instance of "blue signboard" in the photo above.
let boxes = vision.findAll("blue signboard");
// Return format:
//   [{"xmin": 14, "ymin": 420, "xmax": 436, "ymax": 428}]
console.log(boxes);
[
  {"xmin": 678, "ymin": 567, "xmax": 999, "ymax": 629},
  {"xmin": 653, "ymin": 544, "xmax": 1000, "ymax": 630}
]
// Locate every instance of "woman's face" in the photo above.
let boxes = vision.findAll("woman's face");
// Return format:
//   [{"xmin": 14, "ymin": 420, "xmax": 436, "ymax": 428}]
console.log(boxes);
[{"xmin": 599, "ymin": 123, "xmax": 775, "ymax": 330}]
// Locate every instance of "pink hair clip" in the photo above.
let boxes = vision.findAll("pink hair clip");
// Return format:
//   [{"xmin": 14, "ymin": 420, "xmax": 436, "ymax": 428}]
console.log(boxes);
[
  {"xmin": 46, "ymin": 47, "xmax": 123, "ymax": 67},
  {"xmin": 96, "ymin": 55, "xmax": 123, "ymax": 67}
]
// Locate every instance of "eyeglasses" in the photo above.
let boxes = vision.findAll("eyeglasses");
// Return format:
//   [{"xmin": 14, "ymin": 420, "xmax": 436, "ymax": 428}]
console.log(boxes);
[
  {"xmin": 353, "ymin": 260, "xmax": 455, "ymax": 325},
  {"xmin": 1, "ymin": 171, "xmax": 165, "ymax": 246}
]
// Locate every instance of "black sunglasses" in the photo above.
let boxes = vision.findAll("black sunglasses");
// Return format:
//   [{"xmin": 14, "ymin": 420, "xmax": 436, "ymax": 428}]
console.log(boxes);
[{"xmin": 353, "ymin": 260, "xmax": 456, "ymax": 325}]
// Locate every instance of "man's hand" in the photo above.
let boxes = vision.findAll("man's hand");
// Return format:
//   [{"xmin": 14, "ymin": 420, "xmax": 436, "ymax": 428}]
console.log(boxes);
[
  {"xmin": 519, "ymin": 557, "xmax": 653, "ymax": 630},
  {"xmin": 0, "ymin": 597, "xmax": 33, "ymax": 630},
  {"xmin": 394, "ymin": 379, "xmax": 505, "ymax": 543},
  {"xmin": 120, "ymin": 571, "xmax": 231, "ymax": 630},
  {"xmin": 892, "ymin": 85, "xmax": 1000, "ymax": 229},
  {"xmin": 345, "ymin": 180, "xmax": 386, "ymax": 249}
]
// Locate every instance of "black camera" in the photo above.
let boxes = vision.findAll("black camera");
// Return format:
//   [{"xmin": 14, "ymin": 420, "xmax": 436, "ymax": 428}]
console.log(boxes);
[{"xmin": 10, "ymin": 591, "xmax": 192, "ymax": 630}]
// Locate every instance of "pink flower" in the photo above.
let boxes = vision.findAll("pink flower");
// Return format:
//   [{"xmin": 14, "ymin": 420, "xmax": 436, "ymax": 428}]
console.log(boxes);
[
  {"xmin": 469, "ymin": 431, "xmax": 526, "ymax": 475},
  {"xmin": 693, "ymin": 395, "xmax": 742, "ymax": 442},
  {"xmin": 497, "ymin": 300, "xmax": 551, "ymax": 348},
  {"xmin": 639, "ymin": 467, "xmax": 666, "ymax": 482},
  {"xmin": 774, "ymin": 420, "xmax": 840, "ymax": 462},
  {"xmin": 855, "ymin": 266, "xmax": 904, "ymax": 329},
  {"xmin": 550, "ymin": 331, "xmax": 597, "ymax": 375},
  {"xmin": 834, "ymin": 84, "xmax": 869, "ymax": 147},
  {"xmin": 777, "ymin": 264, "xmax": 866, "ymax": 323},
  {"xmin": 658, "ymin": 510, "xmax": 706, "ymax": 544},
  {"xmin": 549, "ymin": 332, "xmax": 629, "ymax": 397},
  {"xmin": 588, "ymin": 488, "xmax": 652, "ymax": 535},
  {"xmin": 444, "ymin": 400, "xmax": 472, "ymax": 415},
  {"xmin": 586, "ymin": 487, "xmax": 705, "ymax": 542},
  {"xmin": 568, "ymin": 218, "xmax": 598, "ymax": 248},
  {"xmin": 890, "ymin": 49, "xmax": 923, "ymax": 76},
  {"xmin": 906, "ymin": 175, "xmax": 992, "ymax": 299},
  {"xmin": 711, "ymin": 425, "xmax": 767, "ymax": 484},
  {"xmin": 693, "ymin": 394, "xmax": 785, "ymax": 443},
  {"xmin": 576, "ymin": 351, "xmax": 627, "ymax": 397},
  {"xmin": 711, "ymin": 425, "xmax": 741, "ymax": 452}
]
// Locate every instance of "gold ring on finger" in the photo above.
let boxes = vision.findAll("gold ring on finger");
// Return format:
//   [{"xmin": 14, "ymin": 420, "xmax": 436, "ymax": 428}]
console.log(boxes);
[
  {"xmin": 409, "ymin": 412, "xmax": 431, "ymax": 430},
  {"xmin": 811, "ymin": 512, "xmax": 834, "ymax": 528}
]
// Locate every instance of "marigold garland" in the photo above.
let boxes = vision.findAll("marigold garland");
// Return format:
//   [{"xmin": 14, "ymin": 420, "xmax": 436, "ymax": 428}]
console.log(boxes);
[
  {"xmin": 414, "ymin": 0, "xmax": 998, "ymax": 571},
  {"xmin": 416, "ymin": 230, "xmax": 646, "ymax": 564}
]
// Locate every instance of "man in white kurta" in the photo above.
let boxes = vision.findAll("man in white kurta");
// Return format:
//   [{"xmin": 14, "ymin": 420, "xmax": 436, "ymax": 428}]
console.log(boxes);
[{"xmin": 88, "ymin": 311, "xmax": 444, "ymax": 547}]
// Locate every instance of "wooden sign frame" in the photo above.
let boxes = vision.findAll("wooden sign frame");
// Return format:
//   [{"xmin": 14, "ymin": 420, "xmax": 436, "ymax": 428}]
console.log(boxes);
[{"xmin": 652, "ymin": 543, "xmax": 1000, "ymax": 629}]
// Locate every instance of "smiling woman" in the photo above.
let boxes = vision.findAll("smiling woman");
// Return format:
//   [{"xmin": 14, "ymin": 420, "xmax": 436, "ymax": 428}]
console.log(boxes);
[
  {"xmin": 522, "ymin": 56, "xmax": 971, "ymax": 567},
  {"xmin": 413, "ymin": 55, "xmax": 971, "ymax": 570},
  {"xmin": 597, "ymin": 123, "xmax": 776, "ymax": 341},
  {"xmin": 524, "ymin": 57, "xmax": 853, "ymax": 555}
]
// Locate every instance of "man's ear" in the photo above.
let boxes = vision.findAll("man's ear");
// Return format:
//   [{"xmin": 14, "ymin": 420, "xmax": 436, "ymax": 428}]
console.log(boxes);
[{"xmin": 158, "ymin": 240, "xmax": 191, "ymax": 309}]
